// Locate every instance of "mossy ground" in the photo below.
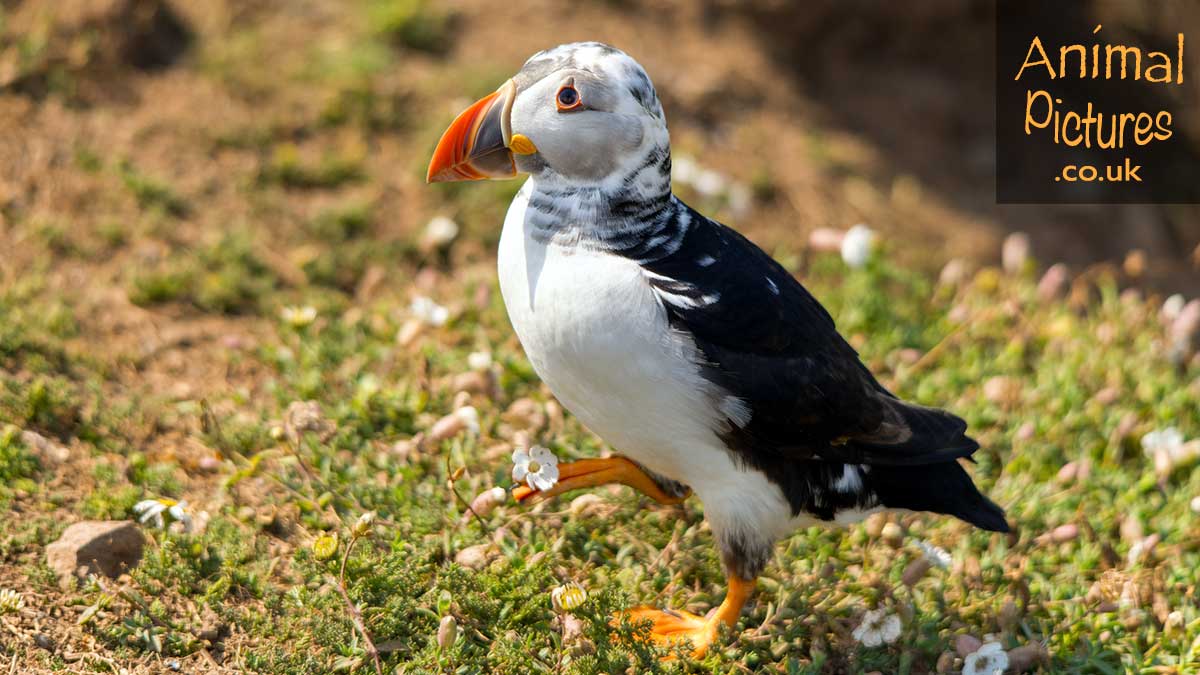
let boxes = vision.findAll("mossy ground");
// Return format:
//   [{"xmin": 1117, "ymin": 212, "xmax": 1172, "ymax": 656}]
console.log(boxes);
[{"xmin": 1, "ymin": 1, "xmax": 1198, "ymax": 673}]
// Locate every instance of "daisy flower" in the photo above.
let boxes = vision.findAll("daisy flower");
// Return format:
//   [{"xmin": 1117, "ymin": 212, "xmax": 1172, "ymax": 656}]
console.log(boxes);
[
  {"xmin": 411, "ymin": 296, "xmax": 450, "ymax": 327},
  {"xmin": 0, "ymin": 589, "xmax": 23, "ymax": 614},
  {"xmin": 423, "ymin": 215, "xmax": 460, "ymax": 248},
  {"xmin": 841, "ymin": 224, "xmax": 876, "ymax": 268},
  {"xmin": 1141, "ymin": 427, "xmax": 1184, "ymax": 457},
  {"xmin": 551, "ymin": 582, "xmax": 587, "ymax": 612},
  {"xmin": 280, "ymin": 305, "xmax": 317, "ymax": 328},
  {"xmin": 962, "ymin": 641, "xmax": 1009, "ymax": 675},
  {"xmin": 917, "ymin": 540, "xmax": 952, "ymax": 569},
  {"xmin": 467, "ymin": 350, "xmax": 493, "ymax": 371},
  {"xmin": 512, "ymin": 446, "xmax": 559, "ymax": 491},
  {"xmin": 133, "ymin": 498, "xmax": 192, "ymax": 531},
  {"xmin": 852, "ymin": 608, "xmax": 901, "ymax": 647}
]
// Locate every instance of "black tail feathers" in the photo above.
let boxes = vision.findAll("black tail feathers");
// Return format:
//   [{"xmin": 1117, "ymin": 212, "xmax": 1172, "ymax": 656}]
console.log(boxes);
[{"xmin": 865, "ymin": 460, "xmax": 1009, "ymax": 532}]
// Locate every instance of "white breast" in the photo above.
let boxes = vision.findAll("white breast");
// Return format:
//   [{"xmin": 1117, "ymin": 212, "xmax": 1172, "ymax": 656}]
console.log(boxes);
[{"xmin": 497, "ymin": 180, "xmax": 797, "ymax": 544}]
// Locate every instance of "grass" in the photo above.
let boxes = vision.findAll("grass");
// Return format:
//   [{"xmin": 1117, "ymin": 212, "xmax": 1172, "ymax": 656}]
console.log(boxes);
[{"xmin": 5, "ymin": 239, "xmax": 1200, "ymax": 673}]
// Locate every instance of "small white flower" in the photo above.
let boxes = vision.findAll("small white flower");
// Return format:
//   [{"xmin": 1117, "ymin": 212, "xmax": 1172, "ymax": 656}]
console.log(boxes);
[
  {"xmin": 280, "ymin": 305, "xmax": 317, "ymax": 328},
  {"xmin": 916, "ymin": 540, "xmax": 952, "ymax": 569},
  {"xmin": 512, "ymin": 446, "xmax": 559, "ymax": 492},
  {"xmin": 852, "ymin": 608, "xmax": 901, "ymax": 647},
  {"xmin": 454, "ymin": 406, "xmax": 480, "ymax": 435},
  {"xmin": 134, "ymin": 498, "xmax": 192, "ymax": 531},
  {"xmin": 694, "ymin": 168, "xmax": 728, "ymax": 198},
  {"xmin": 550, "ymin": 582, "xmax": 587, "ymax": 612},
  {"xmin": 467, "ymin": 351, "xmax": 492, "ymax": 371},
  {"xmin": 1191, "ymin": 495, "xmax": 1200, "ymax": 514},
  {"xmin": 411, "ymin": 297, "xmax": 449, "ymax": 327},
  {"xmin": 728, "ymin": 183, "xmax": 752, "ymax": 217},
  {"xmin": 168, "ymin": 501, "xmax": 193, "ymax": 532},
  {"xmin": 0, "ymin": 589, "xmax": 23, "ymax": 614},
  {"xmin": 962, "ymin": 641, "xmax": 1009, "ymax": 675},
  {"xmin": 1142, "ymin": 427, "xmax": 1184, "ymax": 458},
  {"xmin": 423, "ymin": 215, "xmax": 459, "ymax": 247},
  {"xmin": 671, "ymin": 155, "xmax": 698, "ymax": 185},
  {"xmin": 841, "ymin": 224, "xmax": 876, "ymax": 268}
]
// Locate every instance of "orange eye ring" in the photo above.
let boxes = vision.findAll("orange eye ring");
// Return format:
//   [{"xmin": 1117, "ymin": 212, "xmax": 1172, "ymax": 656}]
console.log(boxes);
[{"xmin": 555, "ymin": 84, "xmax": 582, "ymax": 111}]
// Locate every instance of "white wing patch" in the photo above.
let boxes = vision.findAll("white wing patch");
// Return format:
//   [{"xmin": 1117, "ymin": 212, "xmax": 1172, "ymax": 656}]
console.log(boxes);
[
  {"xmin": 833, "ymin": 465, "xmax": 864, "ymax": 493},
  {"xmin": 766, "ymin": 277, "xmax": 779, "ymax": 295},
  {"xmin": 697, "ymin": 254, "xmax": 716, "ymax": 267},
  {"xmin": 719, "ymin": 395, "xmax": 752, "ymax": 427}
]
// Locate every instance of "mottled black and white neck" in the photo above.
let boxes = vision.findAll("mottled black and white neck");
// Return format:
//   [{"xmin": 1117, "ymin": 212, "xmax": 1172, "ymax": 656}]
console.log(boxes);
[{"xmin": 509, "ymin": 42, "xmax": 691, "ymax": 263}]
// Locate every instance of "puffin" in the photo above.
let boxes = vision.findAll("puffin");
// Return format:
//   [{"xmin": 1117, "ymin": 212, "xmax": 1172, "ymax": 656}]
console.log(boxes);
[{"xmin": 426, "ymin": 42, "xmax": 1008, "ymax": 656}]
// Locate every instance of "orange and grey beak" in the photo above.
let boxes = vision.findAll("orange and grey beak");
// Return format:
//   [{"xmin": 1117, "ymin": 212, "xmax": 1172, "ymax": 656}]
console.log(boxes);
[{"xmin": 427, "ymin": 79, "xmax": 533, "ymax": 183}]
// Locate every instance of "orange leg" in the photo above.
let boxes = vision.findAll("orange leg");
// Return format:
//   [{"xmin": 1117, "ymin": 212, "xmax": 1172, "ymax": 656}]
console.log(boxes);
[
  {"xmin": 615, "ymin": 575, "xmax": 756, "ymax": 658},
  {"xmin": 512, "ymin": 456, "xmax": 690, "ymax": 505}
]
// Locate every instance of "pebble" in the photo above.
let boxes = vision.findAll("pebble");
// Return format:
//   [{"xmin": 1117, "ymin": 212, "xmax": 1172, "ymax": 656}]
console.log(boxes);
[
  {"xmin": 938, "ymin": 259, "xmax": 969, "ymax": 287},
  {"xmin": 437, "ymin": 615, "xmax": 457, "ymax": 649},
  {"xmin": 1036, "ymin": 263, "xmax": 1069, "ymax": 301},
  {"xmin": 46, "ymin": 521, "xmax": 145, "ymax": 580},
  {"xmin": 1006, "ymin": 644, "xmax": 1048, "ymax": 672},
  {"xmin": 1001, "ymin": 232, "xmax": 1031, "ymax": 274},
  {"xmin": 954, "ymin": 634, "xmax": 982, "ymax": 657},
  {"xmin": 454, "ymin": 544, "xmax": 491, "ymax": 570}
]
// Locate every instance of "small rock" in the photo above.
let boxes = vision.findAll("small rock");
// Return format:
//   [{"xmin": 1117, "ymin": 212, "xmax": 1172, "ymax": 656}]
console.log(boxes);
[
  {"xmin": 1168, "ymin": 299, "xmax": 1200, "ymax": 363},
  {"xmin": 881, "ymin": 522, "xmax": 904, "ymax": 547},
  {"xmin": 396, "ymin": 318, "xmax": 423, "ymax": 347},
  {"xmin": 1035, "ymin": 523, "xmax": 1078, "ymax": 545},
  {"xmin": 938, "ymin": 259, "xmax": 968, "ymax": 287},
  {"xmin": 1015, "ymin": 421, "xmax": 1036, "ymax": 442},
  {"xmin": 983, "ymin": 376, "xmax": 1021, "ymax": 405},
  {"xmin": 454, "ymin": 544, "xmax": 491, "ymax": 570},
  {"xmin": 954, "ymin": 634, "xmax": 982, "ymax": 657},
  {"xmin": 568, "ymin": 493, "xmax": 605, "ymax": 517},
  {"xmin": 561, "ymin": 613, "xmax": 585, "ymax": 642},
  {"xmin": 437, "ymin": 615, "xmax": 457, "ymax": 649},
  {"xmin": 998, "ymin": 598, "xmax": 1021, "ymax": 629},
  {"xmin": 466, "ymin": 487, "xmax": 507, "ymax": 519},
  {"xmin": 502, "ymin": 398, "xmax": 546, "ymax": 432},
  {"xmin": 428, "ymin": 412, "xmax": 467, "ymax": 443},
  {"xmin": 34, "ymin": 633, "xmax": 54, "ymax": 651},
  {"xmin": 864, "ymin": 513, "xmax": 887, "ymax": 538},
  {"xmin": 1119, "ymin": 516, "xmax": 1143, "ymax": 543},
  {"xmin": 808, "ymin": 228, "xmax": 844, "ymax": 253},
  {"xmin": 1036, "ymin": 263, "xmax": 1069, "ymax": 301},
  {"xmin": 1006, "ymin": 644, "xmax": 1048, "ymax": 672},
  {"xmin": 1123, "ymin": 250, "xmax": 1147, "ymax": 278},
  {"xmin": 1055, "ymin": 459, "xmax": 1091, "ymax": 485},
  {"xmin": 20, "ymin": 429, "xmax": 70, "ymax": 464},
  {"xmin": 901, "ymin": 557, "xmax": 931, "ymax": 586},
  {"xmin": 450, "ymin": 371, "xmax": 492, "ymax": 396},
  {"xmin": 935, "ymin": 651, "xmax": 956, "ymax": 673},
  {"xmin": 46, "ymin": 521, "xmax": 145, "ymax": 580},
  {"xmin": 1002, "ymin": 232, "xmax": 1031, "ymax": 274},
  {"xmin": 1092, "ymin": 387, "xmax": 1120, "ymax": 406}
]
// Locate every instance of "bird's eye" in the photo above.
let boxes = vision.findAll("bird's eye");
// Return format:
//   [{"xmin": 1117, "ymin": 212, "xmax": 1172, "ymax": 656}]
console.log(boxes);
[{"xmin": 555, "ymin": 84, "xmax": 581, "ymax": 111}]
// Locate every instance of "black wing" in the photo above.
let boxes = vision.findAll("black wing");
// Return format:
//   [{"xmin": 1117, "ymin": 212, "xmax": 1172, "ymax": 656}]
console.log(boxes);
[{"xmin": 641, "ymin": 204, "xmax": 978, "ymax": 467}]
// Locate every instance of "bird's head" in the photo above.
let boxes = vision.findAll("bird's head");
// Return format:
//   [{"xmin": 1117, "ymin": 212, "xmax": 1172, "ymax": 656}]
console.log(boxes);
[{"xmin": 426, "ymin": 42, "xmax": 668, "ymax": 187}]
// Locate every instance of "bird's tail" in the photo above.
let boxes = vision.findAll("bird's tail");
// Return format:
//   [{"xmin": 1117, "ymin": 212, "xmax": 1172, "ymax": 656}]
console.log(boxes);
[{"xmin": 864, "ymin": 461, "xmax": 1009, "ymax": 532}]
